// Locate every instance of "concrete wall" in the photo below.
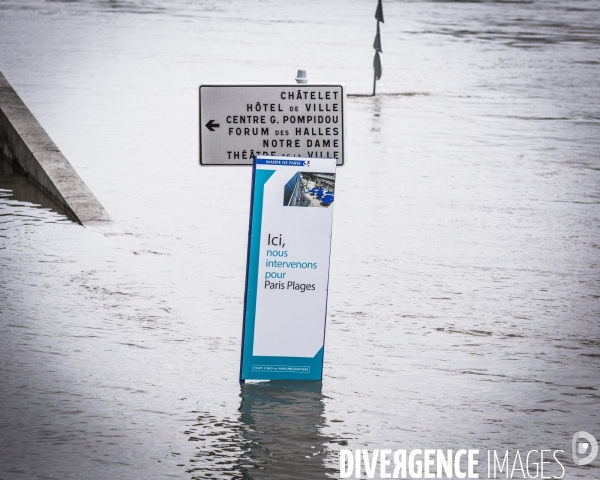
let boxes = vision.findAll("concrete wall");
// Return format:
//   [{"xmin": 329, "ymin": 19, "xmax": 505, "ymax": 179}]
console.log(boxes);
[{"xmin": 0, "ymin": 71, "xmax": 111, "ymax": 225}]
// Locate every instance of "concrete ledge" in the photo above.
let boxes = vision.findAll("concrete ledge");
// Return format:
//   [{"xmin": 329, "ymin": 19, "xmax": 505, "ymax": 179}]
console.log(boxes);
[{"xmin": 0, "ymin": 71, "xmax": 111, "ymax": 225}]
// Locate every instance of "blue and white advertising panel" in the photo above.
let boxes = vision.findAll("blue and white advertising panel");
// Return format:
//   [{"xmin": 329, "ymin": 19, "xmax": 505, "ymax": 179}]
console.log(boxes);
[{"xmin": 240, "ymin": 155, "xmax": 337, "ymax": 381}]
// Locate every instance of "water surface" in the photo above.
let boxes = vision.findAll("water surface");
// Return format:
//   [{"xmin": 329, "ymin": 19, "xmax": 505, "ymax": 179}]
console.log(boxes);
[{"xmin": 0, "ymin": 0, "xmax": 599, "ymax": 478}]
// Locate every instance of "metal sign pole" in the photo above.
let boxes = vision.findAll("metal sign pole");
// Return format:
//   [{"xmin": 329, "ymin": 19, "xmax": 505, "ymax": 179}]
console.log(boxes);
[{"xmin": 373, "ymin": 0, "xmax": 384, "ymax": 96}]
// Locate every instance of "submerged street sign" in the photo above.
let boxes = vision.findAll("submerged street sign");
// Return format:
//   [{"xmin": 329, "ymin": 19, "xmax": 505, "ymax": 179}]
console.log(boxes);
[
  {"xmin": 240, "ymin": 155, "xmax": 336, "ymax": 381},
  {"xmin": 199, "ymin": 84, "xmax": 345, "ymax": 166}
]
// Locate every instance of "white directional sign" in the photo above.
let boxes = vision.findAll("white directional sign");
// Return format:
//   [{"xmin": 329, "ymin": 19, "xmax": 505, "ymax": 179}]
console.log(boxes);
[{"xmin": 199, "ymin": 84, "xmax": 345, "ymax": 166}]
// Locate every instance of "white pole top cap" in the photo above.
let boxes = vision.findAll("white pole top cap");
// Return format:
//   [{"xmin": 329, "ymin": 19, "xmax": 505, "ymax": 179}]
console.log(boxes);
[{"xmin": 295, "ymin": 69, "xmax": 308, "ymax": 84}]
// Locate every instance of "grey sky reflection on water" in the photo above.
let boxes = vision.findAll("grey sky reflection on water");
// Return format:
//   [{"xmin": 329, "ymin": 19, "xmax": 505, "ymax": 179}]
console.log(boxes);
[{"xmin": 188, "ymin": 382, "xmax": 337, "ymax": 479}]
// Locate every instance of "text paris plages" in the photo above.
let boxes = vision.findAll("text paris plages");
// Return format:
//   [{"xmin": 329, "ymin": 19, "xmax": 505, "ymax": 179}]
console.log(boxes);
[{"xmin": 264, "ymin": 233, "xmax": 316, "ymax": 293}]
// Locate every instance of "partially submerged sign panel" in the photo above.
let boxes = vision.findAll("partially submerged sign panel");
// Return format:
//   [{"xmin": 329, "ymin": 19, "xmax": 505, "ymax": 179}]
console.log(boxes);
[
  {"xmin": 199, "ymin": 85, "xmax": 345, "ymax": 166},
  {"xmin": 240, "ymin": 155, "xmax": 336, "ymax": 381}
]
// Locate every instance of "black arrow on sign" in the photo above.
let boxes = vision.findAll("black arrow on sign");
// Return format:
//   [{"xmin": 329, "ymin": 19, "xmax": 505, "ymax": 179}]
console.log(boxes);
[{"xmin": 205, "ymin": 120, "xmax": 220, "ymax": 131}]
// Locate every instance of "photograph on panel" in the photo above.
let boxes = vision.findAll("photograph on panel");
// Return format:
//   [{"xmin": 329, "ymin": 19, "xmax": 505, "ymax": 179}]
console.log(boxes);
[{"xmin": 283, "ymin": 172, "xmax": 336, "ymax": 208}]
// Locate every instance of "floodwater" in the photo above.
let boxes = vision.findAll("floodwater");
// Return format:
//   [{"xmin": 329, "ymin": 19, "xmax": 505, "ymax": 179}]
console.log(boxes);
[{"xmin": 1, "ymin": 0, "xmax": 599, "ymax": 478}]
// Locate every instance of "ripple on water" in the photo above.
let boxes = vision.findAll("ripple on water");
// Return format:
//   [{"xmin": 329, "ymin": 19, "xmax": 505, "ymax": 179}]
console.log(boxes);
[{"xmin": 186, "ymin": 382, "xmax": 340, "ymax": 480}]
